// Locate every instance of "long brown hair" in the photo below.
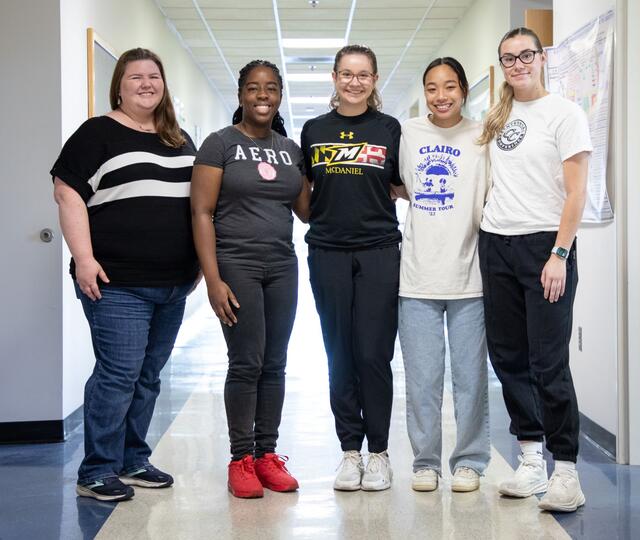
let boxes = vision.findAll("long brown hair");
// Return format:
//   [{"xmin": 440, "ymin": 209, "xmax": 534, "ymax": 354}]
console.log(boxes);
[
  {"xmin": 477, "ymin": 27, "xmax": 544, "ymax": 145},
  {"xmin": 109, "ymin": 48, "xmax": 186, "ymax": 148},
  {"xmin": 330, "ymin": 44, "xmax": 382, "ymax": 111}
]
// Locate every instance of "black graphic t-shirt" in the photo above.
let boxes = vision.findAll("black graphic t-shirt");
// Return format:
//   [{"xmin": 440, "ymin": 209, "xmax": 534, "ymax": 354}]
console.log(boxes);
[
  {"xmin": 50, "ymin": 116, "xmax": 199, "ymax": 286},
  {"xmin": 301, "ymin": 108, "xmax": 402, "ymax": 249},
  {"xmin": 195, "ymin": 126, "xmax": 305, "ymax": 263}
]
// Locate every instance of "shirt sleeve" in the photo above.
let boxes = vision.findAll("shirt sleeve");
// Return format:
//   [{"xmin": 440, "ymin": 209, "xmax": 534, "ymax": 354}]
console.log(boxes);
[
  {"xmin": 50, "ymin": 119, "xmax": 106, "ymax": 203},
  {"xmin": 193, "ymin": 131, "xmax": 225, "ymax": 168},
  {"xmin": 300, "ymin": 120, "xmax": 313, "ymax": 182},
  {"xmin": 388, "ymin": 117, "xmax": 404, "ymax": 186},
  {"xmin": 556, "ymin": 102, "xmax": 593, "ymax": 161},
  {"xmin": 291, "ymin": 142, "xmax": 306, "ymax": 177}
]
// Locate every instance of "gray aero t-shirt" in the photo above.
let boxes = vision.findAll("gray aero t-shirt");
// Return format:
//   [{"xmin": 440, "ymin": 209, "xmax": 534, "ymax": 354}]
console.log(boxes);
[{"xmin": 194, "ymin": 125, "xmax": 305, "ymax": 263}]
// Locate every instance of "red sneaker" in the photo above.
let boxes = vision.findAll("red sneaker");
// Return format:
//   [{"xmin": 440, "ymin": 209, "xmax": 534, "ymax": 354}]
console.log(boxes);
[
  {"xmin": 254, "ymin": 453, "xmax": 299, "ymax": 492},
  {"xmin": 228, "ymin": 455, "xmax": 264, "ymax": 498}
]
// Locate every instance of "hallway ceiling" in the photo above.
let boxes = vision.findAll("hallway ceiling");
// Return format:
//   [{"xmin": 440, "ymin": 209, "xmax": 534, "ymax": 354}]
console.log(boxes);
[{"xmin": 154, "ymin": 0, "xmax": 475, "ymax": 137}]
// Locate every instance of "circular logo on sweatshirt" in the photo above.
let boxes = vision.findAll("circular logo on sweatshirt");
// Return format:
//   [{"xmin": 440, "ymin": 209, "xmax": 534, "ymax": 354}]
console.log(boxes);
[{"xmin": 496, "ymin": 119, "xmax": 527, "ymax": 151}]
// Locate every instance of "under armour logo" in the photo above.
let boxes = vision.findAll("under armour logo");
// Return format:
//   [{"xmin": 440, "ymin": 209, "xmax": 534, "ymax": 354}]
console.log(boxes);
[{"xmin": 339, "ymin": 131, "xmax": 354, "ymax": 140}]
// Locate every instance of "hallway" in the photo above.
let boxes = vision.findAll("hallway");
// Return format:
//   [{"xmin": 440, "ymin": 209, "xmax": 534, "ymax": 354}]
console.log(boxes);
[{"xmin": 1, "ymin": 233, "xmax": 638, "ymax": 540}]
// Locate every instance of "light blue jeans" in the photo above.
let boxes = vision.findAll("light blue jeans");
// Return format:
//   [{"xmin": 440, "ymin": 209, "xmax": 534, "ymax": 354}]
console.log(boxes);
[{"xmin": 398, "ymin": 296, "xmax": 490, "ymax": 475}]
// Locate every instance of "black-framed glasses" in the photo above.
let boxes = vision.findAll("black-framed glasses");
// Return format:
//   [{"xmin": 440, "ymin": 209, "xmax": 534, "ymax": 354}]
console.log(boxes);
[
  {"xmin": 499, "ymin": 49, "xmax": 543, "ymax": 68},
  {"xmin": 336, "ymin": 70, "xmax": 375, "ymax": 84}
]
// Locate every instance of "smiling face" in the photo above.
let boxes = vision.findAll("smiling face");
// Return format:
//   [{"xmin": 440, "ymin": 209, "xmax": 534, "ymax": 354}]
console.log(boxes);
[
  {"xmin": 332, "ymin": 53, "xmax": 378, "ymax": 114},
  {"xmin": 238, "ymin": 66, "xmax": 281, "ymax": 128},
  {"xmin": 424, "ymin": 64, "xmax": 465, "ymax": 128},
  {"xmin": 119, "ymin": 59, "xmax": 164, "ymax": 113},
  {"xmin": 499, "ymin": 35, "xmax": 546, "ymax": 98}
]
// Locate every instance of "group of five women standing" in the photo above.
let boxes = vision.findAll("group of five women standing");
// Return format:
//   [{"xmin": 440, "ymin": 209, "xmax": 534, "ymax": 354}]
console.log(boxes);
[{"xmin": 52, "ymin": 26, "xmax": 591, "ymax": 515}]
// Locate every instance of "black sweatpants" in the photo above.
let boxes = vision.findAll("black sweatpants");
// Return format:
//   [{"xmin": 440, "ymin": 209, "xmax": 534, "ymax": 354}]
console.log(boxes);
[
  {"xmin": 218, "ymin": 260, "xmax": 298, "ymax": 460},
  {"xmin": 308, "ymin": 245, "xmax": 399, "ymax": 453},
  {"xmin": 478, "ymin": 230, "xmax": 580, "ymax": 462}
]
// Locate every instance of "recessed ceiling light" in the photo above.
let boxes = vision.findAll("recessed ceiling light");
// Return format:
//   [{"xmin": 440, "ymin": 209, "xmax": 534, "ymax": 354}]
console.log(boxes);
[
  {"xmin": 282, "ymin": 38, "xmax": 346, "ymax": 49},
  {"xmin": 289, "ymin": 96, "xmax": 331, "ymax": 104},
  {"xmin": 305, "ymin": 107, "xmax": 315, "ymax": 112},
  {"xmin": 309, "ymin": 0, "xmax": 319, "ymax": 6},
  {"xmin": 286, "ymin": 73, "xmax": 332, "ymax": 82}
]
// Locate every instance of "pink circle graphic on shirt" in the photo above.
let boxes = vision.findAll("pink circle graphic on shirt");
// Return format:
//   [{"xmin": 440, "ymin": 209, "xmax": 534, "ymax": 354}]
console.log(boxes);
[{"xmin": 258, "ymin": 161, "xmax": 277, "ymax": 181}]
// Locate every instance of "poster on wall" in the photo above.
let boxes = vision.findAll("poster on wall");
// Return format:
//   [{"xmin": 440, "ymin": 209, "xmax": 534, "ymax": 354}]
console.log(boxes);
[{"xmin": 544, "ymin": 9, "xmax": 615, "ymax": 223}]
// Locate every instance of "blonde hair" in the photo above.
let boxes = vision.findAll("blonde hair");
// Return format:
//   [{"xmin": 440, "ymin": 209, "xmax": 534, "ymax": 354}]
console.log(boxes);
[
  {"xmin": 330, "ymin": 44, "xmax": 382, "ymax": 111},
  {"xmin": 477, "ymin": 27, "xmax": 543, "ymax": 145}
]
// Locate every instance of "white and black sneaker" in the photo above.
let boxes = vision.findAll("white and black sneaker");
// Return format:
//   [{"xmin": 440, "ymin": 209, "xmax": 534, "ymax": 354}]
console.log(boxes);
[
  {"xmin": 76, "ymin": 477, "xmax": 134, "ymax": 502},
  {"xmin": 120, "ymin": 465, "xmax": 174, "ymax": 488}
]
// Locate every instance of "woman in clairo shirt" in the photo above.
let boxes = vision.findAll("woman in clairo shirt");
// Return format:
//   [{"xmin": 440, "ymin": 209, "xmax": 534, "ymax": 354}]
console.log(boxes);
[
  {"xmin": 397, "ymin": 57, "xmax": 490, "ymax": 494},
  {"xmin": 478, "ymin": 27, "xmax": 592, "ymax": 512},
  {"xmin": 51, "ymin": 48, "xmax": 199, "ymax": 502},
  {"xmin": 300, "ymin": 45, "xmax": 402, "ymax": 492},
  {"xmin": 191, "ymin": 60, "xmax": 309, "ymax": 499}
]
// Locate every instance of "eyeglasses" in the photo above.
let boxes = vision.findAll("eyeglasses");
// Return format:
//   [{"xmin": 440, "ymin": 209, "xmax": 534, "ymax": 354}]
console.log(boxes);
[
  {"xmin": 336, "ymin": 70, "xmax": 375, "ymax": 84},
  {"xmin": 499, "ymin": 49, "xmax": 543, "ymax": 68}
]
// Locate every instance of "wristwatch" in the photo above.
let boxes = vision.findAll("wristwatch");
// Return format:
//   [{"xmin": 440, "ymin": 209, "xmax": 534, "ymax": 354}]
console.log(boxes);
[{"xmin": 551, "ymin": 246, "xmax": 569, "ymax": 259}]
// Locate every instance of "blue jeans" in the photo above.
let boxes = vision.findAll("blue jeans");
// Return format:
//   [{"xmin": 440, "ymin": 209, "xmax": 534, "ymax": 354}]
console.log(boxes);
[
  {"xmin": 75, "ymin": 282, "xmax": 192, "ymax": 484},
  {"xmin": 398, "ymin": 297, "xmax": 490, "ymax": 475}
]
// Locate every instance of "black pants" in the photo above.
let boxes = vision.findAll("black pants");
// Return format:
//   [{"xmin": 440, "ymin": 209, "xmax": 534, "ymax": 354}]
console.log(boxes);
[
  {"xmin": 308, "ymin": 245, "xmax": 399, "ymax": 453},
  {"xmin": 219, "ymin": 260, "xmax": 298, "ymax": 460},
  {"xmin": 479, "ymin": 230, "xmax": 580, "ymax": 462}
]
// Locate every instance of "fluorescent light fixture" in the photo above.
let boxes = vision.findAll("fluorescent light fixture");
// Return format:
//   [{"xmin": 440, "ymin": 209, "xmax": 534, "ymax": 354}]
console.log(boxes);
[
  {"xmin": 289, "ymin": 96, "xmax": 331, "ymax": 104},
  {"xmin": 286, "ymin": 73, "xmax": 333, "ymax": 82},
  {"xmin": 282, "ymin": 38, "xmax": 346, "ymax": 49},
  {"xmin": 286, "ymin": 56, "xmax": 334, "ymax": 64}
]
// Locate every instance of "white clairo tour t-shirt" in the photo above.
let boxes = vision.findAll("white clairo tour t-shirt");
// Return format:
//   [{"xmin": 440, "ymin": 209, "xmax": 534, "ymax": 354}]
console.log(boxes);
[
  {"xmin": 481, "ymin": 93, "xmax": 593, "ymax": 235},
  {"xmin": 399, "ymin": 116, "xmax": 489, "ymax": 299}
]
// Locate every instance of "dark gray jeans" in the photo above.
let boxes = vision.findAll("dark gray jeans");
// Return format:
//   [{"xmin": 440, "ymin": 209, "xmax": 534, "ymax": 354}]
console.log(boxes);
[{"xmin": 218, "ymin": 259, "xmax": 298, "ymax": 460}]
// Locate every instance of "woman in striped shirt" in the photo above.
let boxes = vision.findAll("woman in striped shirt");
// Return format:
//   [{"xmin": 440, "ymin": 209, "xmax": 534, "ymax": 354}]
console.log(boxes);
[{"xmin": 51, "ymin": 48, "xmax": 199, "ymax": 502}]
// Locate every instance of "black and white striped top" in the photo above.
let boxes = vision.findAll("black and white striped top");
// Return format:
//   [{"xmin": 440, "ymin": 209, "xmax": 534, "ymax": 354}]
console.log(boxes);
[{"xmin": 51, "ymin": 116, "xmax": 199, "ymax": 286}]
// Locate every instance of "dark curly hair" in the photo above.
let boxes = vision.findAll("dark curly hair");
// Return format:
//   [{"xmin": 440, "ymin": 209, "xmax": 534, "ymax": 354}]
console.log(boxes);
[{"xmin": 232, "ymin": 59, "xmax": 287, "ymax": 137}]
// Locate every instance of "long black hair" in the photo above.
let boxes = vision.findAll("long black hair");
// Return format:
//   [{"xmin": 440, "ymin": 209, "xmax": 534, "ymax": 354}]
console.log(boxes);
[
  {"xmin": 422, "ymin": 57, "xmax": 469, "ymax": 104},
  {"xmin": 232, "ymin": 59, "xmax": 287, "ymax": 137}
]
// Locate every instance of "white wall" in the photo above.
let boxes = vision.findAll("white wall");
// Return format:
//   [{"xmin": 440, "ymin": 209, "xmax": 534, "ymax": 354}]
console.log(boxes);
[
  {"xmin": 59, "ymin": 0, "xmax": 228, "ymax": 418},
  {"xmin": 0, "ymin": 0, "xmax": 64, "ymax": 422},
  {"xmin": 0, "ymin": 0, "xmax": 227, "ymax": 424},
  {"xmin": 510, "ymin": 0, "xmax": 553, "ymax": 28},
  {"xmin": 625, "ymin": 0, "xmax": 640, "ymax": 465},
  {"xmin": 553, "ymin": 0, "xmax": 619, "ymax": 438},
  {"xmin": 393, "ymin": 0, "xmax": 511, "ymax": 119}
]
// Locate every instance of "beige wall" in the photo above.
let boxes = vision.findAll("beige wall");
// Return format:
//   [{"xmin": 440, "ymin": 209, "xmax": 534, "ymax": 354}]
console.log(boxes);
[
  {"xmin": 393, "ymin": 0, "xmax": 511, "ymax": 119},
  {"xmin": 58, "ymin": 0, "xmax": 227, "ymax": 417}
]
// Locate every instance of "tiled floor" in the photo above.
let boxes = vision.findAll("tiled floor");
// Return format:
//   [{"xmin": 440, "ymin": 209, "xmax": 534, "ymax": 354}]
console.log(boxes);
[{"xmin": 1, "ymin": 238, "xmax": 638, "ymax": 539}]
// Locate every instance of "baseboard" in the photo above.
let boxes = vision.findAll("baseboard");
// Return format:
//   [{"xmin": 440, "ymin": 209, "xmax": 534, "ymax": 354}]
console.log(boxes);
[
  {"xmin": 0, "ymin": 405, "xmax": 83, "ymax": 444},
  {"xmin": 580, "ymin": 412, "xmax": 616, "ymax": 459}
]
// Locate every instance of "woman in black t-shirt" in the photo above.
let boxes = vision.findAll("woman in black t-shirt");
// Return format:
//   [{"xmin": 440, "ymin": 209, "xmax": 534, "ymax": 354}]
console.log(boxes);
[
  {"xmin": 300, "ymin": 45, "xmax": 402, "ymax": 492},
  {"xmin": 51, "ymin": 48, "xmax": 199, "ymax": 502},
  {"xmin": 191, "ymin": 60, "xmax": 309, "ymax": 499}
]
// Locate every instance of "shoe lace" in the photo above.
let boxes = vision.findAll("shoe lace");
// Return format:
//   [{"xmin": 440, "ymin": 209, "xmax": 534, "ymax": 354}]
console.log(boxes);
[
  {"xmin": 548, "ymin": 469, "xmax": 574, "ymax": 490},
  {"xmin": 517, "ymin": 454, "xmax": 542, "ymax": 472},
  {"xmin": 455, "ymin": 467, "xmax": 475, "ymax": 478},
  {"xmin": 263, "ymin": 454, "xmax": 291, "ymax": 473},
  {"xmin": 233, "ymin": 455, "xmax": 256, "ymax": 479},
  {"xmin": 366, "ymin": 452, "xmax": 387, "ymax": 474},
  {"xmin": 336, "ymin": 451, "xmax": 361, "ymax": 471}
]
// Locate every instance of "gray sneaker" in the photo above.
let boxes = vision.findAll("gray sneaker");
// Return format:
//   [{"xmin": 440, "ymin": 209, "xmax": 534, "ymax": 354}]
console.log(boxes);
[
  {"xmin": 361, "ymin": 451, "xmax": 392, "ymax": 491},
  {"xmin": 334, "ymin": 450, "xmax": 364, "ymax": 491},
  {"xmin": 499, "ymin": 455, "xmax": 548, "ymax": 497},
  {"xmin": 76, "ymin": 477, "xmax": 134, "ymax": 502},
  {"xmin": 538, "ymin": 468, "xmax": 586, "ymax": 512}
]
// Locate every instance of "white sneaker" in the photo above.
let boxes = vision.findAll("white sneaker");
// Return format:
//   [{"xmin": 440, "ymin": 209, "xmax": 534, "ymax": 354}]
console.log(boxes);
[
  {"xmin": 361, "ymin": 451, "xmax": 392, "ymax": 491},
  {"xmin": 333, "ymin": 451, "xmax": 364, "ymax": 491},
  {"xmin": 452, "ymin": 466, "xmax": 480, "ymax": 492},
  {"xmin": 499, "ymin": 455, "xmax": 548, "ymax": 497},
  {"xmin": 412, "ymin": 468, "xmax": 438, "ymax": 492},
  {"xmin": 538, "ymin": 468, "xmax": 586, "ymax": 512}
]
